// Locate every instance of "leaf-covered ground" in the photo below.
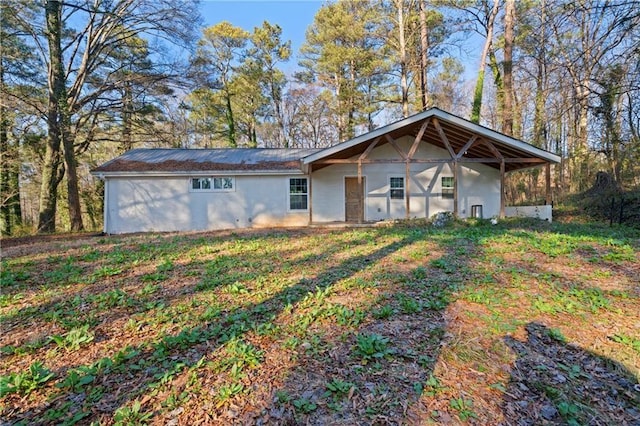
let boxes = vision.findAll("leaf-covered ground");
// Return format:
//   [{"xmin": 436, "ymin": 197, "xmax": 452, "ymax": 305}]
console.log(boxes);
[{"xmin": 1, "ymin": 219, "xmax": 639, "ymax": 425}]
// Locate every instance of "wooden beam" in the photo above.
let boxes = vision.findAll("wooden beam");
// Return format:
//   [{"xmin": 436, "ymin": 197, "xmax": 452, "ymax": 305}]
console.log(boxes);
[
  {"xmin": 408, "ymin": 120, "xmax": 429, "ymax": 159},
  {"xmin": 452, "ymin": 160, "xmax": 459, "ymax": 218},
  {"xmin": 384, "ymin": 134, "xmax": 408, "ymax": 160},
  {"xmin": 455, "ymin": 135, "xmax": 479, "ymax": 159},
  {"xmin": 313, "ymin": 157, "xmax": 546, "ymax": 165},
  {"xmin": 461, "ymin": 157, "xmax": 547, "ymax": 163},
  {"xmin": 545, "ymin": 162, "xmax": 551, "ymax": 205},
  {"xmin": 359, "ymin": 136, "xmax": 381, "ymax": 161},
  {"xmin": 358, "ymin": 161, "xmax": 363, "ymax": 224},
  {"xmin": 503, "ymin": 158, "xmax": 546, "ymax": 163},
  {"xmin": 308, "ymin": 164, "xmax": 313, "ymax": 224},
  {"xmin": 405, "ymin": 162, "xmax": 410, "ymax": 219},
  {"xmin": 432, "ymin": 117, "xmax": 456, "ymax": 158},
  {"xmin": 500, "ymin": 161, "xmax": 505, "ymax": 218},
  {"xmin": 481, "ymin": 138, "xmax": 504, "ymax": 160}
]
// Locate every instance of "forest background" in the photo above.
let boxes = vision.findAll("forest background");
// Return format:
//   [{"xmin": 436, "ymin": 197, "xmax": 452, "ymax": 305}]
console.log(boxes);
[{"xmin": 1, "ymin": 0, "xmax": 639, "ymax": 235}]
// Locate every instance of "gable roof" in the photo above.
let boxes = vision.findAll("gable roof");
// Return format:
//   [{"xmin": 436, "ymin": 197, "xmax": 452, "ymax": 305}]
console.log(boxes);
[
  {"xmin": 302, "ymin": 107, "xmax": 560, "ymax": 172},
  {"xmin": 92, "ymin": 148, "xmax": 321, "ymax": 176}
]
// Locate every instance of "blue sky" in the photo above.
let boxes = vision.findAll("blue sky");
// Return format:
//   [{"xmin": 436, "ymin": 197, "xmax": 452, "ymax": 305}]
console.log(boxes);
[{"xmin": 199, "ymin": 0, "xmax": 323, "ymax": 72}]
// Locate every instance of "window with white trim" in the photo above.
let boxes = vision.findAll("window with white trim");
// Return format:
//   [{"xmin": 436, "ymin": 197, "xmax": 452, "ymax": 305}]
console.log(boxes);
[
  {"xmin": 190, "ymin": 177, "xmax": 234, "ymax": 192},
  {"xmin": 390, "ymin": 177, "xmax": 404, "ymax": 199},
  {"xmin": 441, "ymin": 176, "xmax": 454, "ymax": 199},
  {"xmin": 289, "ymin": 178, "xmax": 308, "ymax": 210}
]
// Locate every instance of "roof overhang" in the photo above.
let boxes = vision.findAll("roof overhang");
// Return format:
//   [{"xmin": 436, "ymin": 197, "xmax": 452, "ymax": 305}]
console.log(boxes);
[
  {"xmin": 303, "ymin": 108, "xmax": 560, "ymax": 172},
  {"xmin": 90, "ymin": 169, "xmax": 306, "ymax": 179}
]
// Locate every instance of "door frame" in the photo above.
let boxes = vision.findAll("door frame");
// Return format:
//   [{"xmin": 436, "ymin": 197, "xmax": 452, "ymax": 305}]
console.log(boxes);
[{"xmin": 344, "ymin": 176, "xmax": 366, "ymax": 222}]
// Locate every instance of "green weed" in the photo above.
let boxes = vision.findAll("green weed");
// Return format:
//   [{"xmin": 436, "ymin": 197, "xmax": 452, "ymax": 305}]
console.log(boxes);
[
  {"xmin": 547, "ymin": 327, "xmax": 567, "ymax": 343},
  {"xmin": 50, "ymin": 324, "xmax": 95, "ymax": 351},
  {"xmin": 0, "ymin": 361, "xmax": 55, "ymax": 397},
  {"xmin": 325, "ymin": 378, "xmax": 355, "ymax": 399},
  {"xmin": 293, "ymin": 397, "xmax": 317, "ymax": 414},
  {"xmin": 372, "ymin": 304, "xmax": 394, "ymax": 319},
  {"xmin": 397, "ymin": 294, "xmax": 421, "ymax": 314},
  {"xmin": 610, "ymin": 334, "xmax": 640, "ymax": 353},
  {"xmin": 94, "ymin": 288, "xmax": 135, "ymax": 309},
  {"xmin": 449, "ymin": 397, "xmax": 477, "ymax": 421},
  {"xmin": 113, "ymin": 399, "xmax": 152, "ymax": 425},
  {"xmin": 0, "ymin": 267, "xmax": 30, "ymax": 288},
  {"xmin": 354, "ymin": 333, "xmax": 393, "ymax": 362},
  {"xmin": 332, "ymin": 305, "xmax": 366, "ymax": 327},
  {"xmin": 422, "ymin": 374, "xmax": 446, "ymax": 397}
]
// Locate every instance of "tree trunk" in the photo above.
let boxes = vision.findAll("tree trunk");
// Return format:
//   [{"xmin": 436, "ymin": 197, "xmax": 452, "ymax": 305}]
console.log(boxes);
[
  {"xmin": 397, "ymin": 0, "xmax": 409, "ymax": 117},
  {"xmin": 122, "ymin": 81, "xmax": 133, "ymax": 152},
  {"xmin": 533, "ymin": 0, "xmax": 547, "ymax": 149},
  {"xmin": 488, "ymin": 50, "xmax": 503, "ymax": 124},
  {"xmin": 334, "ymin": 72, "xmax": 345, "ymax": 141},
  {"xmin": 38, "ymin": 0, "xmax": 64, "ymax": 233},
  {"xmin": 0, "ymin": 57, "xmax": 11, "ymax": 235},
  {"xmin": 224, "ymin": 90, "xmax": 236, "ymax": 147},
  {"xmin": 502, "ymin": 0, "xmax": 515, "ymax": 135},
  {"xmin": 47, "ymin": 0, "xmax": 83, "ymax": 231},
  {"xmin": 0, "ymin": 100, "xmax": 10, "ymax": 235},
  {"xmin": 419, "ymin": 0, "xmax": 429, "ymax": 111},
  {"xmin": 471, "ymin": 0, "xmax": 499, "ymax": 124},
  {"xmin": 62, "ymin": 110, "xmax": 83, "ymax": 231}
]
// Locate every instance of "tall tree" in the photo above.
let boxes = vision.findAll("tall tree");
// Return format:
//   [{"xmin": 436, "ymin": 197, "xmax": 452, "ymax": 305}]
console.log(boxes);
[
  {"xmin": 192, "ymin": 21, "xmax": 249, "ymax": 147},
  {"xmin": 0, "ymin": 0, "xmax": 41, "ymax": 234},
  {"xmin": 549, "ymin": 0, "xmax": 639, "ymax": 190},
  {"xmin": 502, "ymin": 0, "xmax": 515, "ymax": 135},
  {"xmin": 248, "ymin": 22, "xmax": 291, "ymax": 147},
  {"xmin": 470, "ymin": 0, "xmax": 499, "ymax": 124},
  {"xmin": 299, "ymin": 0, "xmax": 384, "ymax": 140},
  {"xmin": 11, "ymin": 0, "xmax": 200, "ymax": 232}
]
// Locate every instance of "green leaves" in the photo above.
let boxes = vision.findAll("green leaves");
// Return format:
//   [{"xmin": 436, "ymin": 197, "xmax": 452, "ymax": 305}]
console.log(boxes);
[
  {"xmin": 49, "ymin": 324, "xmax": 95, "ymax": 352},
  {"xmin": 0, "ymin": 362, "xmax": 55, "ymax": 397},
  {"xmin": 353, "ymin": 333, "xmax": 393, "ymax": 362}
]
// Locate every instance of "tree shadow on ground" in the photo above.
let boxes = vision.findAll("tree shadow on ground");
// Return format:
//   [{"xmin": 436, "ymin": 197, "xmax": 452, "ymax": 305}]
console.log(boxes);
[
  {"xmin": 267, "ymin": 230, "xmax": 477, "ymax": 425},
  {"xmin": 1, "ymin": 228, "xmax": 424, "ymax": 423},
  {"xmin": 502, "ymin": 322, "xmax": 640, "ymax": 425}
]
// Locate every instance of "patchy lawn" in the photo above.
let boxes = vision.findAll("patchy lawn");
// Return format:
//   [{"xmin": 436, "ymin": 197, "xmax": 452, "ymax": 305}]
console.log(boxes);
[{"xmin": 1, "ymin": 219, "xmax": 639, "ymax": 425}]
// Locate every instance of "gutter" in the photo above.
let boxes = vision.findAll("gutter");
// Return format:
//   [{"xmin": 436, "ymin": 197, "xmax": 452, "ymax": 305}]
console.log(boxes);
[{"xmin": 89, "ymin": 169, "xmax": 307, "ymax": 178}]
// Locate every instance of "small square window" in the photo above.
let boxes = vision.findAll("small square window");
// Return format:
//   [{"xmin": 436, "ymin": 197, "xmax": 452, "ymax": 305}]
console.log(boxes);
[
  {"xmin": 191, "ymin": 177, "xmax": 234, "ymax": 192},
  {"xmin": 390, "ymin": 177, "xmax": 404, "ymax": 199},
  {"xmin": 442, "ymin": 176, "xmax": 454, "ymax": 199}
]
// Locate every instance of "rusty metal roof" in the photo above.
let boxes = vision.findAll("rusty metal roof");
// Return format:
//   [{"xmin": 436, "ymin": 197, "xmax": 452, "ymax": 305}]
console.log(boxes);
[{"xmin": 93, "ymin": 148, "xmax": 322, "ymax": 174}]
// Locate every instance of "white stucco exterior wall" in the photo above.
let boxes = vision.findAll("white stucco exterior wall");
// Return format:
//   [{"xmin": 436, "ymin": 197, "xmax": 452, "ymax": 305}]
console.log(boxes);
[
  {"xmin": 104, "ymin": 175, "xmax": 309, "ymax": 234},
  {"xmin": 311, "ymin": 136, "xmax": 501, "ymax": 223}
]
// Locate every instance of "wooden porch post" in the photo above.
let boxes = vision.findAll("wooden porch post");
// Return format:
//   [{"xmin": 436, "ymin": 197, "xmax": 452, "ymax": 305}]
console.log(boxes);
[
  {"xmin": 308, "ymin": 164, "xmax": 313, "ymax": 224},
  {"xmin": 500, "ymin": 161, "xmax": 506, "ymax": 218},
  {"xmin": 453, "ymin": 160, "xmax": 459, "ymax": 217},
  {"xmin": 405, "ymin": 162, "xmax": 410, "ymax": 219},
  {"xmin": 357, "ymin": 160, "xmax": 363, "ymax": 223},
  {"xmin": 545, "ymin": 163, "xmax": 551, "ymax": 205}
]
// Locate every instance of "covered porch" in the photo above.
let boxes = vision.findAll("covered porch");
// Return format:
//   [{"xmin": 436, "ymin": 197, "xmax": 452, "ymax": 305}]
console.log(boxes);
[{"xmin": 302, "ymin": 108, "xmax": 561, "ymax": 223}]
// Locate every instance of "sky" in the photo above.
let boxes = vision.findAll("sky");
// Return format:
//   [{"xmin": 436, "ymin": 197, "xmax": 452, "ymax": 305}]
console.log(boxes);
[{"xmin": 199, "ymin": 0, "xmax": 324, "ymax": 72}]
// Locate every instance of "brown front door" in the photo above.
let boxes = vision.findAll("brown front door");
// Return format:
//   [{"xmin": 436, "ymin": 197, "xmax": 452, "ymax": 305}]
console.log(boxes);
[{"xmin": 345, "ymin": 177, "xmax": 364, "ymax": 222}]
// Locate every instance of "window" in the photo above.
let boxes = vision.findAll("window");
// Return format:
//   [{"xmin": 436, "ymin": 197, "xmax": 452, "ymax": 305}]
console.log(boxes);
[
  {"xmin": 190, "ymin": 177, "xmax": 234, "ymax": 192},
  {"xmin": 289, "ymin": 178, "xmax": 308, "ymax": 210},
  {"xmin": 441, "ymin": 176, "xmax": 454, "ymax": 199},
  {"xmin": 390, "ymin": 177, "xmax": 404, "ymax": 199}
]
